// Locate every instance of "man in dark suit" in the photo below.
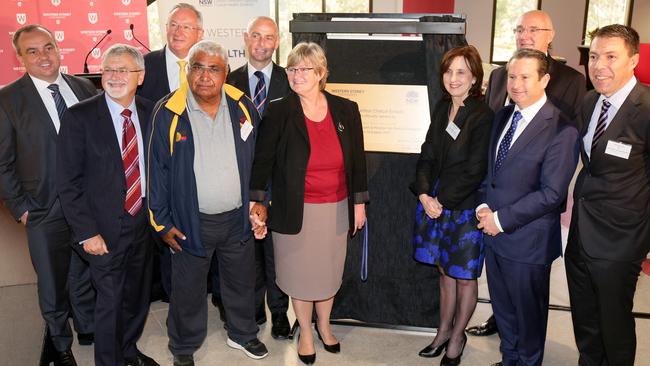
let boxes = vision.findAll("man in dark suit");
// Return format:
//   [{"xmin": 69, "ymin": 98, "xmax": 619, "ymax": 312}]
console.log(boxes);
[
  {"xmin": 148, "ymin": 40, "xmax": 268, "ymax": 366},
  {"xmin": 224, "ymin": 15, "xmax": 291, "ymax": 338},
  {"xmin": 57, "ymin": 44, "xmax": 158, "ymax": 366},
  {"xmin": 0, "ymin": 24, "xmax": 96, "ymax": 366},
  {"xmin": 138, "ymin": 3, "xmax": 203, "ymax": 104},
  {"xmin": 467, "ymin": 9, "xmax": 586, "ymax": 338},
  {"xmin": 477, "ymin": 49, "xmax": 579, "ymax": 366},
  {"xmin": 566, "ymin": 24, "xmax": 649, "ymax": 366}
]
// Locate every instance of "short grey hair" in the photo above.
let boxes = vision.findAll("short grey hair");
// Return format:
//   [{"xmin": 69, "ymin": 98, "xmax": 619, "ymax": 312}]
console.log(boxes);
[
  {"xmin": 188, "ymin": 40, "xmax": 228, "ymax": 65},
  {"xmin": 169, "ymin": 3, "xmax": 203, "ymax": 27},
  {"xmin": 102, "ymin": 44, "xmax": 144, "ymax": 70}
]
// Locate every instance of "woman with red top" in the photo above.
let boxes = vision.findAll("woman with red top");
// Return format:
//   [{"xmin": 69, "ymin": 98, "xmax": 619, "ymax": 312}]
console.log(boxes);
[{"xmin": 249, "ymin": 42, "xmax": 369, "ymax": 365}]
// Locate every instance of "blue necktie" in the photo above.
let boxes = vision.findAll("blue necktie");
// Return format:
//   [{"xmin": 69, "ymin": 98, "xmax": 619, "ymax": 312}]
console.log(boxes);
[
  {"xmin": 47, "ymin": 83, "xmax": 68, "ymax": 121},
  {"xmin": 253, "ymin": 71, "xmax": 267, "ymax": 115},
  {"xmin": 495, "ymin": 110, "xmax": 522, "ymax": 171}
]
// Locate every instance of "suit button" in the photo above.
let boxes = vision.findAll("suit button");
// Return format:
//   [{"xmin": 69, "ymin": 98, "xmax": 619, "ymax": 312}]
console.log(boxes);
[
  {"xmin": 491, "ymin": 183, "xmax": 496, "ymax": 188},
  {"xmin": 579, "ymin": 197, "xmax": 585, "ymax": 201}
]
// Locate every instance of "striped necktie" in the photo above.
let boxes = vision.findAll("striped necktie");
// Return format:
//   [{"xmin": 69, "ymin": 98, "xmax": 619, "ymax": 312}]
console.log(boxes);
[
  {"xmin": 121, "ymin": 109, "xmax": 142, "ymax": 216},
  {"xmin": 592, "ymin": 99, "xmax": 611, "ymax": 149},
  {"xmin": 253, "ymin": 70, "xmax": 267, "ymax": 115},
  {"xmin": 47, "ymin": 83, "xmax": 68, "ymax": 121},
  {"xmin": 495, "ymin": 110, "xmax": 522, "ymax": 172}
]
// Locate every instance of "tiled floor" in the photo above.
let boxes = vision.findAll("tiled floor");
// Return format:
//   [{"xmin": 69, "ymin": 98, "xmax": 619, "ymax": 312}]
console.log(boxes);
[{"xmin": 65, "ymin": 261, "xmax": 650, "ymax": 366}]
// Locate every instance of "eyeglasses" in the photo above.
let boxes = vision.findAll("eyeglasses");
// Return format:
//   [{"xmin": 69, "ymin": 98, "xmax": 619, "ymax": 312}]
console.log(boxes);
[
  {"xmin": 190, "ymin": 64, "xmax": 224, "ymax": 76},
  {"xmin": 101, "ymin": 68, "xmax": 142, "ymax": 77},
  {"xmin": 513, "ymin": 27, "xmax": 552, "ymax": 36},
  {"xmin": 167, "ymin": 21, "xmax": 201, "ymax": 33},
  {"xmin": 286, "ymin": 67, "xmax": 314, "ymax": 74}
]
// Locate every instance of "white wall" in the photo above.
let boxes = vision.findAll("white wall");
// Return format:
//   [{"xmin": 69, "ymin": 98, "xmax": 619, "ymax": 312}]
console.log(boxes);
[
  {"xmin": 454, "ymin": 0, "xmax": 493, "ymax": 65},
  {"xmin": 632, "ymin": 0, "xmax": 650, "ymax": 43},
  {"xmin": 372, "ymin": 0, "xmax": 402, "ymax": 13}
]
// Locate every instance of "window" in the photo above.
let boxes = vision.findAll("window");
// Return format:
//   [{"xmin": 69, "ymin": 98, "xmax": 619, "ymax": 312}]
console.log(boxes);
[
  {"xmin": 583, "ymin": 0, "xmax": 631, "ymax": 45},
  {"xmin": 490, "ymin": 0, "xmax": 539, "ymax": 63}
]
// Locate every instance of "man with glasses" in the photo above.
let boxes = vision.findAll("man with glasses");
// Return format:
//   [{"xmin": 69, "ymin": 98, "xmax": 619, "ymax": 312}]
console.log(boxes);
[
  {"xmin": 138, "ymin": 3, "xmax": 204, "ymax": 104},
  {"xmin": 467, "ymin": 9, "xmax": 586, "ymax": 338},
  {"xmin": 148, "ymin": 40, "xmax": 268, "ymax": 366},
  {"xmin": 0, "ymin": 24, "xmax": 97, "ymax": 366},
  {"xmin": 137, "ymin": 2, "xmax": 204, "ymax": 303},
  {"xmin": 225, "ymin": 15, "xmax": 291, "ymax": 339},
  {"xmin": 57, "ymin": 44, "xmax": 157, "ymax": 366}
]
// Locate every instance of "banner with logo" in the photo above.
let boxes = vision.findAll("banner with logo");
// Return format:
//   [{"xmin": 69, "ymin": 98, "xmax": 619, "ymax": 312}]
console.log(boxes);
[
  {"xmin": 156, "ymin": 0, "xmax": 270, "ymax": 70},
  {"xmin": 1, "ymin": 0, "xmax": 148, "ymax": 87}
]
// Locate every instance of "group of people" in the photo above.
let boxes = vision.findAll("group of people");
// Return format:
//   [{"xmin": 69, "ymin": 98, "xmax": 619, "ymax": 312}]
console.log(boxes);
[
  {"xmin": 0, "ymin": 3, "xmax": 647, "ymax": 366},
  {"xmin": 414, "ymin": 9, "xmax": 649, "ymax": 366}
]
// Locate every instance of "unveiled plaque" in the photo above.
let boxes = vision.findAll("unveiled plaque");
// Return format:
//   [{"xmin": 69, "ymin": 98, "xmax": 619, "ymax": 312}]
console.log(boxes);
[{"xmin": 326, "ymin": 83, "xmax": 431, "ymax": 154}]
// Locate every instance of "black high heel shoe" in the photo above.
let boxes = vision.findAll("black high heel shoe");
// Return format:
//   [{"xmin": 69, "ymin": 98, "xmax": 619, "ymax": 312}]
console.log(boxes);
[
  {"xmin": 314, "ymin": 323, "xmax": 341, "ymax": 353},
  {"xmin": 418, "ymin": 338, "xmax": 449, "ymax": 358},
  {"xmin": 296, "ymin": 324, "xmax": 316, "ymax": 365},
  {"xmin": 440, "ymin": 334, "xmax": 467, "ymax": 366}
]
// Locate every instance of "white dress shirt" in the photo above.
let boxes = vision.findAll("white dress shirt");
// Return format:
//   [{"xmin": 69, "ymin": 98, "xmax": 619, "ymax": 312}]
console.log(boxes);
[
  {"xmin": 165, "ymin": 46, "xmax": 188, "ymax": 93},
  {"xmin": 246, "ymin": 61, "xmax": 274, "ymax": 99},
  {"xmin": 30, "ymin": 73, "xmax": 79, "ymax": 133}
]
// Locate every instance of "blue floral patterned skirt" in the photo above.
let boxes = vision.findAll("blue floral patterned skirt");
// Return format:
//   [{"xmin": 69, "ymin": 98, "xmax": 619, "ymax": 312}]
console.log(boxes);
[{"xmin": 413, "ymin": 200, "xmax": 485, "ymax": 280}]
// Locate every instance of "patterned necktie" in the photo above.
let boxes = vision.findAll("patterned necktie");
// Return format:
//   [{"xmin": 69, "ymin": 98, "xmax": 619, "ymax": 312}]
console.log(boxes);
[
  {"xmin": 178, "ymin": 60, "xmax": 188, "ymax": 91},
  {"xmin": 495, "ymin": 110, "xmax": 523, "ymax": 172},
  {"xmin": 592, "ymin": 99, "xmax": 611, "ymax": 149},
  {"xmin": 121, "ymin": 109, "xmax": 142, "ymax": 216},
  {"xmin": 47, "ymin": 83, "xmax": 68, "ymax": 121},
  {"xmin": 253, "ymin": 70, "xmax": 267, "ymax": 115}
]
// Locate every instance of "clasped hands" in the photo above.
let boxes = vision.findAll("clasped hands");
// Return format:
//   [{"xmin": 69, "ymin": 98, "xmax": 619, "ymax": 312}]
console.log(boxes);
[
  {"xmin": 419, "ymin": 194, "xmax": 443, "ymax": 219},
  {"xmin": 476, "ymin": 207, "xmax": 500, "ymax": 237},
  {"xmin": 249, "ymin": 202, "xmax": 268, "ymax": 239}
]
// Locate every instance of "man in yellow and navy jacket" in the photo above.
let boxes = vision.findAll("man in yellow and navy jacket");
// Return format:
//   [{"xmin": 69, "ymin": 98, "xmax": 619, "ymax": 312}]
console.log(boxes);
[{"xmin": 147, "ymin": 40, "xmax": 269, "ymax": 365}]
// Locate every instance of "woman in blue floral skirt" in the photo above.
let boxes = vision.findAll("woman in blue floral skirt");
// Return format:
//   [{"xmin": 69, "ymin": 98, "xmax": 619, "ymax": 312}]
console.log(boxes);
[{"xmin": 412, "ymin": 45, "xmax": 494, "ymax": 366}]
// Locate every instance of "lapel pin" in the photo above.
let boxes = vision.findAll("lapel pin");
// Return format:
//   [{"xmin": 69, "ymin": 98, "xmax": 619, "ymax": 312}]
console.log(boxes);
[{"xmin": 337, "ymin": 122, "xmax": 344, "ymax": 132}]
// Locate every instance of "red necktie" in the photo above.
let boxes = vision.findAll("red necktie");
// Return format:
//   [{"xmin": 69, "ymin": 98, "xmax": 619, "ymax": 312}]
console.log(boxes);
[{"xmin": 121, "ymin": 109, "xmax": 142, "ymax": 216}]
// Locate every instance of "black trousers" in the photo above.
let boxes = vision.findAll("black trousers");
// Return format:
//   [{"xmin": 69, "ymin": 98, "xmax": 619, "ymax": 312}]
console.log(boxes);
[
  {"xmin": 25, "ymin": 199, "xmax": 95, "ymax": 352},
  {"xmin": 168, "ymin": 208, "xmax": 257, "ymax": 356},
  {"xmin": 83, "ymin": 206, "xmax": 152, "ymax": 366},
  {"xmin": 210, "ymin": 232, "xmax": 289, "ymax": 316},
  {"xmin": 565, "ymin": 230, "xmax": 642, "ymax": 366}
]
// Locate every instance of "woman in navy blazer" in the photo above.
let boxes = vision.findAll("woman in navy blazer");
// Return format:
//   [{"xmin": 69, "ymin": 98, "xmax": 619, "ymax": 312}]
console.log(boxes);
[
  {"xmin": 412, "ymin": 46, "xmax": 493, "ymax": 366},
  {"xmin": 250, "ymin": 42, "xmax": 368, "ymax": 365}
]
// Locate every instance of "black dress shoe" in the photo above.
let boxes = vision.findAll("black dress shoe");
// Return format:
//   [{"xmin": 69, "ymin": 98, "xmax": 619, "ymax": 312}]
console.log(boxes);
[
  {"xmin": 173, "ymin": 354, "xmax": 194, "ymax": 366},
  {"xmin": 439, "ymin": 334, "xmax": 466, "ymax": 366},
  {"xmin": 125, "ymin": 350, "xmax": 160, "ymax": 366},
  {"xmin": 418, "ymin": 338, "xmax": 449, "ymax": 358},
  {"xmin": 297, "ymin": 333, "xmax": 316, "ymax": 365},
  {"xmin": 465, "ymin": 315, "xmax": 498, "ymax": 336},
  {"xmin": 53, "ymin": 350, "xmax": 78, "ymax": 366},
  {"xmin": 77, "ymin": 332, "xmax": 94, "ymax": 346},
  {"xmin": 271, "ymin": 313, "xmax": 291, "ymax": 339},
  {"xmin": 314, "ymin": 323, "xmax": 340, "ymax": 353}
]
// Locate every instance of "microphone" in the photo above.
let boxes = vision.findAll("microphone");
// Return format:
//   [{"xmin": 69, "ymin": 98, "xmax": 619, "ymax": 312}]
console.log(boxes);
[
  {"xmin": 130, "ymin": 24, "xmax": 151, "ymax": 52},
  {"xmin": 83, "ymin": 29, "xmax": 112, "ymax": 73}
]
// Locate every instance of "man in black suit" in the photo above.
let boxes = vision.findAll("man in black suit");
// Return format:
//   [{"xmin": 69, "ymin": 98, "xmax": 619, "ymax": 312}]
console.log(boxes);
[
  {"xmin": 138, "ymin": 3, "xmax": 203, "ymax": 104},
  {"xmin": 224, "ymin": 15, "xmax": 291, "ymax": 339},
  {"xmin": 0, "ymin": 24, "xmax": 96, "ymax": 366},
  {"xmin": 57, "ymin": 44, "xmax": 158, "ymax": 366},
  {"xmin": 467, "ymin": 9, "xmax": 586, "ymax": 338},
  {"xmin": 566, "ymin": 24, "xmax": 649, "ymax": 366}
]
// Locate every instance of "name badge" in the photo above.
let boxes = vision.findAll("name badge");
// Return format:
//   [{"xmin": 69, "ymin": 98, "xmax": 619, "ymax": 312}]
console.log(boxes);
[
  {"xmin": 604, "ymin": 140, "xmax": 632, "ymax": 159},
  {"xmin": 446, "ymin": 121, "xmax": 461, "ymax": 140},
  {"xmin": 240, "ymin": 120, "xmax": 253, "ymax": 141}
]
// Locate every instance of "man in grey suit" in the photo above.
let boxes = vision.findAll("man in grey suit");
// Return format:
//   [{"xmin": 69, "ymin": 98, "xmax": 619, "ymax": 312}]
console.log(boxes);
[
  {"xmin": 566, "ymin": 24, "xmax": 650, "ymax": 366},
  {"xmin": 224, "ymin": 15, "xmax": 291, "ymax": 338},
  {"xmin": 0, "ymin": 24, "xmax": 96, "ymax": 366}
]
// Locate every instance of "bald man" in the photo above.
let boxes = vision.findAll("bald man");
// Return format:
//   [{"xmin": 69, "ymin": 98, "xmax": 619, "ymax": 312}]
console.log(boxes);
[{"xmin": 466, "ymin": 9, "xmax": 586, "ymax": 339}]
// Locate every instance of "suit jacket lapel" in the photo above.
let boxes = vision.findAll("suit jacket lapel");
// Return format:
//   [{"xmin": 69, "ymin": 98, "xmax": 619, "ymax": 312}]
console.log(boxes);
[
  {"xmin": 288, "ymin": 93, "xmax": 309, "ymax": 144},
  {"xmin": 62, "ymin": 74, "xmax": 88, "ymax": 101},
  {"xmin": 490, "ymin": 104, "xmax": 513, "ymax": 170},
  {"xmin": 19, "ymin": 74, "xmax": 58, "ymax": 140},
  {"xmin": 238, "ymin": 64, "xmax": 252, "ymax": 98},
  {"xmin": 595, "ymin": 84, "xmax": 643, "ymax": 152},
  {"xmin": 505, "ymin": 102, "xmax": 552, "ymax": 161},
  {"xmin": 97, "ymin": 93, "xmax": 126, "ymax": 180},
  {"xmin": 580, "ymin": 92, "xmax": 599, "ymax": 168}
]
